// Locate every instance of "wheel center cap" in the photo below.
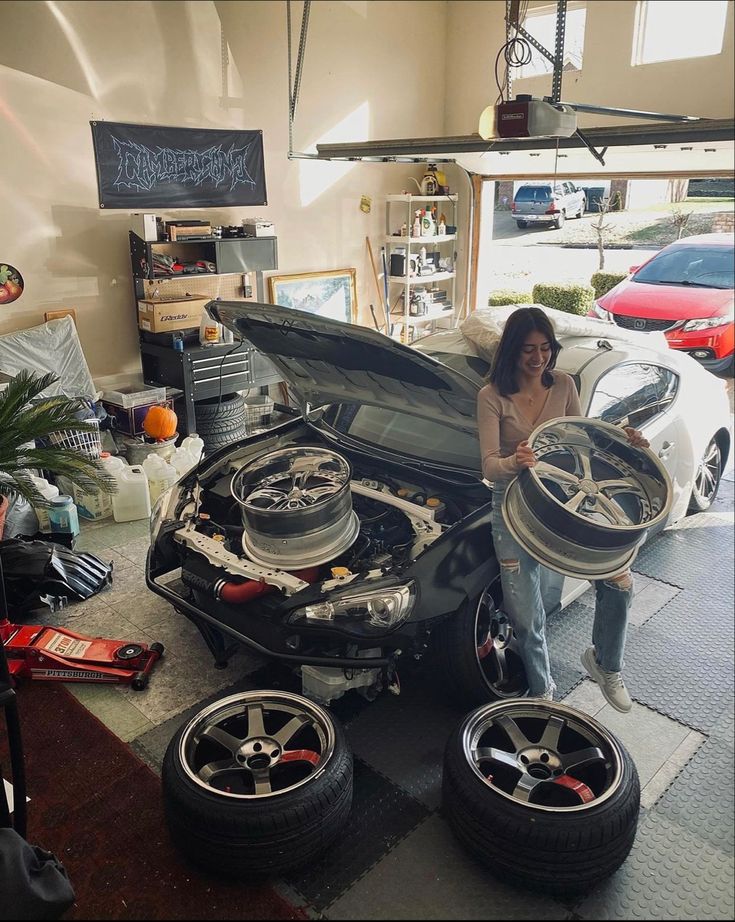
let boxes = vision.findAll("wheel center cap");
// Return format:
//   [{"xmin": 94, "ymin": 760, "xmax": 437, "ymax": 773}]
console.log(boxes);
[
  {"xmin": 237, "ymin": 737, "xmax": 281, "ymax": 765},
  {"xmin": 579, "ymin": 479, "xmax": 598, "ymax": 494}
]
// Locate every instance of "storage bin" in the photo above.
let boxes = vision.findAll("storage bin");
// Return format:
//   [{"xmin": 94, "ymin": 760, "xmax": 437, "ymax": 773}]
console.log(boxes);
[{"xmin": 243, "ymin": 395, "xmax": 274, "ymax": 431}]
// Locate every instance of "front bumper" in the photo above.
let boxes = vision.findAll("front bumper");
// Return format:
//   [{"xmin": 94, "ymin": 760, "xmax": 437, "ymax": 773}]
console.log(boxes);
[{"xmin": 666, "ymin": 322, "xmax": 734, "ymax": 368}]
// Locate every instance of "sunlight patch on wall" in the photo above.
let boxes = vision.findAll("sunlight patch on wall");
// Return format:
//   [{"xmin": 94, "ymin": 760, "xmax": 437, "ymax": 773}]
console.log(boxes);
[
  {"xmin": 46, "ymin": 0, "xmax": 102, "ymax": 100},
  {"xmin": 298, "ymin": 101, "xmax": 370, "ymax": 208}
]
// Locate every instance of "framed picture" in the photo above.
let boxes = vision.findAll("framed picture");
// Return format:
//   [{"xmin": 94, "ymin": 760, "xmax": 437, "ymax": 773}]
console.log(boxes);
[{"xmin": 267, "ymin": 269, "xmax": 357, "ymax": 324}]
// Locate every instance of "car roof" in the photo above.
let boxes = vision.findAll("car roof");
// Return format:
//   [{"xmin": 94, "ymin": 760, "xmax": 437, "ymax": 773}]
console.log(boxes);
[{"xmin": 662, "ymin": 233, "xmax": 733, "ymax": 249}]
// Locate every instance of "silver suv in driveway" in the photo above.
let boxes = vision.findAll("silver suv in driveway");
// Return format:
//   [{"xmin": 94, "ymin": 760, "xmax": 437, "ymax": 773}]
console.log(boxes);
[{"xmin": 512, "ymin": 181, "xmax": 586, "ymax": 230}]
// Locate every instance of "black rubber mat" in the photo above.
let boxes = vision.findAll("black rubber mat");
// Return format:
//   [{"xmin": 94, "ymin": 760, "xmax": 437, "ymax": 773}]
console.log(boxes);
[{"xmin": 633, "ymin": 511, "xmax": 734, "ymax": 588}]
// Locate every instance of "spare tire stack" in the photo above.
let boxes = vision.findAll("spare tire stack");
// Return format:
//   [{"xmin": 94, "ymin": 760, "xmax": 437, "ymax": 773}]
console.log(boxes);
[{"xmin": 194, "ymin": 392, "xmax": 248, "ymax": 455}]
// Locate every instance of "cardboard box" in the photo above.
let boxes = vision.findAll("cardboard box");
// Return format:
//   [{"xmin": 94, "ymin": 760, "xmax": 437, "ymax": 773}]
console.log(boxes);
[
  {"xmin": 137, "ymin": 296, "xmax": 210, "ymax": 333},
  {"xmin": 102, "ymin": 397, "xmax": 174, "ymax": 436}
]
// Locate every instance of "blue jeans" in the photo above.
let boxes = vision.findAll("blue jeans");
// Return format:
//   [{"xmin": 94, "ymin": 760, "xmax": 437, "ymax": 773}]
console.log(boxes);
[{"xmin": 491, "ymin": 482, "xmax": 633, "ymax": 697}]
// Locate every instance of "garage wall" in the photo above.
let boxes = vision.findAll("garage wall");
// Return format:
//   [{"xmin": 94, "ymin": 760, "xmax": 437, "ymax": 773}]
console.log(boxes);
[
  {"xmin": 0, "ymin": 0, "xmax": 447, "ymax": 378},
  {"xmin": 444, "ymin": 0, "xmax": 734, "ymax": 135}
]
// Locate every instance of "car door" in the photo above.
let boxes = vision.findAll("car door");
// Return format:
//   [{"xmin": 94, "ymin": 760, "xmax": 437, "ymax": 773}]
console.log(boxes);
[{"xmin": 585, "ymin": 360, "xmax": 684, "ymax": 525}]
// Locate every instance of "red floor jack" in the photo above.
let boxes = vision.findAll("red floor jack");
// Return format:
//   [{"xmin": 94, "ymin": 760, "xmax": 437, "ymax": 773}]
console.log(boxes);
[{"xmin": 1, "ymin": 617, "xmax": 164, "ymax": 691}]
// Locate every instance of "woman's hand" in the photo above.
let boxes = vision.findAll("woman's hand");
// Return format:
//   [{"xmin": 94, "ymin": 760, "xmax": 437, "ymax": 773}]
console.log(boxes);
[
  {"xmin": 515, "ymin": 439, "xmax": 538, "ymax": 470},
  {"xmin": 623, "ymin": 426, "xmax": 650, "ymax": 449}
]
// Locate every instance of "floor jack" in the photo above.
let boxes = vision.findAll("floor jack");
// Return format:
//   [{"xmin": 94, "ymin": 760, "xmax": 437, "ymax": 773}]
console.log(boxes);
[{"xmin": 1, "ymin": 617, "xmax": 164, "ymax": 691}]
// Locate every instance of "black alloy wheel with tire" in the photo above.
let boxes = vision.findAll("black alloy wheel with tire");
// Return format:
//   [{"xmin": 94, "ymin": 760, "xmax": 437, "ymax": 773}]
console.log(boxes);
[
  {"xmin": 688, "ymin": 436, "xmax": 723, "ymax": 513},
  {"xmin": 442, "ymin": 699, "xmax": 640, "ymax": 897},
  {"xmin": 162, "ymin": 690, "xmax": 353, "ymax": 878},
  {"xmin": 435, "ymin": 582, "xmax": 529, "ymax": 707},
  {"xmin": 553, "ymin": 210, "xmax": 565, "ymax": 230}
]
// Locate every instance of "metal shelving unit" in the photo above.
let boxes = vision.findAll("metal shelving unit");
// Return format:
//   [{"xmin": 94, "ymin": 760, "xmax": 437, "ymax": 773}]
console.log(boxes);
[{"xmin": 384, "ymin": 194, "xmax": 458, "ymax": 344}]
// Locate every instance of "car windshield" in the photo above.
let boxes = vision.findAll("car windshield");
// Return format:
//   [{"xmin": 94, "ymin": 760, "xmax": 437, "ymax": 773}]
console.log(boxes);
[
  {"xmin": 633, "ymin": 245, "xmax": 734, "ymax": 290},
  {"xmin": 319, "ymin": 403, "xmax": 482, "ymax": 472},
  {"xmin": 514, "ymin": 186, "xmax": 552, "ymax": 202}
]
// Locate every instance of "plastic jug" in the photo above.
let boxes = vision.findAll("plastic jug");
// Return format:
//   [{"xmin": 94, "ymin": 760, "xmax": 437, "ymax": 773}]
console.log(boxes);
[
  {"xmin": 74, "ymin": 452, "xmax": 115, "ymax": 521},
  {"xmin": 142, "ymin": 454, "xmax": 178, "ymax": 504},
  {"xmin": 112, "ymin": 465, "xmax": 151, "ymax": 522},
  {"xmin": 181, "ymin": 433, "xmax": 205, "ymax": 459},
  {"xmin": 31, "ymin": 476, "xmax": 60, "ymax": 531}
]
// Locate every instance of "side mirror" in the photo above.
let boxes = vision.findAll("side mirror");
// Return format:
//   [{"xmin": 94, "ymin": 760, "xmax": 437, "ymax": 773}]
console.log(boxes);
[{"xmin": 628, "ymin": 265, "xmax": 640, "ymax": 275}]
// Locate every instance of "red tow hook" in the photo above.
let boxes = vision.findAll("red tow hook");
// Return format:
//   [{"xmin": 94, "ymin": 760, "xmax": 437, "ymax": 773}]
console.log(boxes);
[{"xmin": 217, "ymin": 567, "xmax": 321, "ymax": 604}]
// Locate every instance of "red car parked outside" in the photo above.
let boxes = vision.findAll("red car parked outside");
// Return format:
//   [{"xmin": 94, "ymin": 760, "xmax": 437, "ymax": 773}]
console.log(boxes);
[{"xmin": 591, "ymin": 234, "xmax": 734, "ymax": 375}]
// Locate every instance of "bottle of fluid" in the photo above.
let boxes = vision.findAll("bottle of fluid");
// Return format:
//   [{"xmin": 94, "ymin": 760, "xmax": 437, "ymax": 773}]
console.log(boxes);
[
  {"xmin": 421, "ymin": 208, "xmax": 435, "ymax": 237},
  {"xmin": 199, "ymin": 308, "xmax": 222, "ymax": 346},
  {"xmin": 181, "ymin": 433, "xmax": 205, "ymax": 460},
  {"xmin": 31, "ymin": 476, "xmax": 60, "ymax": 531},
  {"xmin": 112, "ymin": 465, "xmax": 151, "ymax": 522},
  {"xmin": 49, "ymin": 495, "xmax": 80, "ymax": 537},
  {"xmin": 142, "ymin": 454, "xmax": 178, "ymax": 504},
  {"xmin": 73, "ymin": 451, "xmax": 114, "ymax": 521},
  {"xmin": 412, "ymin": 210, "xmax": 422, "ymax": 237}
]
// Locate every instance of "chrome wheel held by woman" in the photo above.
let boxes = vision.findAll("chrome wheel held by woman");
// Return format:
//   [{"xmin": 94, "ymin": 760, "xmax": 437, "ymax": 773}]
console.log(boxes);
[
  {"xmin": 162, "ymin": 690, "xmax": 353, "ymax": 877},
  {"xmin": 503, "ymin": 417, "xmax": 672, "ymax": 580},
  {"xmin": 442, "ymin": 699, "xmax": 640, "ymax": 895}
]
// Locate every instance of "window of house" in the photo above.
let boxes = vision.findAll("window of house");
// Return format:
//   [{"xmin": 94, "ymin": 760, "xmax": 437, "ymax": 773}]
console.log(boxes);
[
  {"xmin": 515, "ymin": 2, "xmax": 587, "ymax": 79},
  {"xmin": 632, "ymin": 0, "xmax": 729, "ymax": 65},
  {"xmin": 588, "ymin": 363, "xmax": 679, "ymax": 429}
]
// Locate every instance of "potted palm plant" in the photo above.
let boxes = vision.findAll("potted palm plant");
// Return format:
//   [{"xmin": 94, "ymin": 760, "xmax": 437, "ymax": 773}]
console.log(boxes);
[{"xmin": 0, "ymin": 370, "xmax": 116, "ymax": 539}]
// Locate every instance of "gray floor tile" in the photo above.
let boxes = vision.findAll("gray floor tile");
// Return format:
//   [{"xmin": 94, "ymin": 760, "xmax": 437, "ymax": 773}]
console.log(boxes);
[{"xmin": 325, "ymin": 814, "xmax": 573, "ymax": 920}]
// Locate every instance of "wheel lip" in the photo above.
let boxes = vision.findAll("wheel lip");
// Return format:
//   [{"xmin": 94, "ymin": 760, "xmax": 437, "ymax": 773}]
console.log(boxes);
[
  {"xmin": 459, "ymin": 699, "xmax": 625, "ymax": 813},
  {"xmin": 177, "ymin": 689, "xmax": 337, "ymax": 800}
]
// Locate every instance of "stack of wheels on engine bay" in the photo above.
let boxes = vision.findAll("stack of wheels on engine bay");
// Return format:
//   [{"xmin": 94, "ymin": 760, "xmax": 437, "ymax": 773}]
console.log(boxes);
[
  {"xmin": 162, "ymin": 690, "xmax": 353, "ymax": 878},
  {"xmin": 442, "ymin": 699, "xmax": 640, "ymax": 897}
]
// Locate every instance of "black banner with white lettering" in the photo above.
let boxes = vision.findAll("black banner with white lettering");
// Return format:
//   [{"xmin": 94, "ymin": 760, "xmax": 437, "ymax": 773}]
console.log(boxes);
[{"xmin": 90, "ymin": 121, "xmax": 267, "ymax": 209}]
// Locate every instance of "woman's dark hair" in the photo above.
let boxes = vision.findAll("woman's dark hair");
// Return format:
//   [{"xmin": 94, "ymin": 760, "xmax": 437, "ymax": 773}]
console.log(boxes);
[{"xmin": 489, "ymin": 307, "xmax": 562, "ymax": 396}]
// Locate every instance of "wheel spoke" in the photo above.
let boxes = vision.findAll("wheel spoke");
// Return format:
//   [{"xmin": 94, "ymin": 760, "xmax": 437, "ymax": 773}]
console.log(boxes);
[
  {"xmin": 560, "ymin": 745, "xmax": 606, "ymax": 773},
  {"xmin": 475, "ymin": 746, "xmax": 519, "ymax": 771},
  {"xmin": 512, "ymin": 772, "xmax": 545, "ymax": 802},
  {"xmin": 538, "ymin": 715, "xmax": 566, "ymax": 751},
  {"xmin": 272, "ymin": 714, "xmax": 311, "ymax": 747},
  {"xmin": 198, "ymin": 725, "xmax": 243, "ymax": 754},
  {"xmin": 495, "ymin": 714, "xmax": 533, "ymax": 752},
  {"xmin": 565, "ymin": 490, "xmax": 587, "ymax": 512},
  {"xmin": 535, "ymin": 461, "xmax": 580, "ymax": 488},
  {"xmin": 247, "ymin": 487, "xmax": 289, "ymax": 507},
  {"xmin": 594, "ymin": 493, "xmax": 633, "ymax": 526},
  {"xmin": 251, "ymin": 765, "xmax": 273, "ymax": 795},
  {"xmin": 198, "ymin": 757, "xmax": 240, "ymax": 784},
  {"xmin": 246, "ymin": 702, "xmax": 266, "ymax": 738},
  {"xmin": 568, "ymin": 446, "xmax": 593, "ymax": 480}
]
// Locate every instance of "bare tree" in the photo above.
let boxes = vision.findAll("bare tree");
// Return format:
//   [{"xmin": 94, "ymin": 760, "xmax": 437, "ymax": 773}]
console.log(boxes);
[
  {"xmin": 670, "ymin": 206, "xmax": 694, "ymax": 239},
  {"xmin": 592, "ymin": 192, "xmax": 622, "ymax": 271}
]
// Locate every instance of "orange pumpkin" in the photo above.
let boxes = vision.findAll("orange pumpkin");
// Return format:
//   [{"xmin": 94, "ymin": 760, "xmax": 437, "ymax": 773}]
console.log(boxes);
[{"xmin": 143, "ymin": 404, "xmax": 177, "ymax": 441}]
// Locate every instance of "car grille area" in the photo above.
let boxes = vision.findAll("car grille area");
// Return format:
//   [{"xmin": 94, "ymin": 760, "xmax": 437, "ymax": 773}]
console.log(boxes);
[{"xmin": 613, "ymin": 314, "xmax": 680, "ymax": 333}]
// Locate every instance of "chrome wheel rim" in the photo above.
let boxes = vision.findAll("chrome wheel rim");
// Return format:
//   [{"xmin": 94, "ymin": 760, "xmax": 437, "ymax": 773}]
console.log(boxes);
[
  {"xmin": 693, "ymin": 439, "xmax": 721, "ymax": 508},
  {"xmin": 231, "ymin": 447, "xmax": 359, "ymax": 568},
  {"xmin": 178, "ymin": 690, "xmax": 335, "ymax": 799},
  {"xmin": 461, "ymin": 700, "xmax": 623, "ymax": 812},
  {"xmin": 474, "ymin": 588, "xmax": 527, "ymax": 698},
  {"xmin": 503, "ymin": 417, "xmax": 672, "ymax": 579}
]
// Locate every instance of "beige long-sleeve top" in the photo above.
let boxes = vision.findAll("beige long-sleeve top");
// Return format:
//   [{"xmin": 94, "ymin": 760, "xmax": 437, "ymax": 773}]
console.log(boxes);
[{"xmin": 478, "ymin": 370, "xmax": 582, "ymax": 482}]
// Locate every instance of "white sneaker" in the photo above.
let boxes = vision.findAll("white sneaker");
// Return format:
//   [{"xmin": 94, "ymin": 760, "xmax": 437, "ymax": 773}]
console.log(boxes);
[
  {"xmin": 581, "ymin": 647, "xmax": 632, "ymax": 713},
  {"xmin": 539, "ymin": 689, "xmax": 554, "ymax": 701}
]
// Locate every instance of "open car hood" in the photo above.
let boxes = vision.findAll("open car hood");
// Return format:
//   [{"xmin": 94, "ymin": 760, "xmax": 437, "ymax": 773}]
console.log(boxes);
[{"xmin": 208, "ymin": 301, "xmax": 480, "ymax": 434}]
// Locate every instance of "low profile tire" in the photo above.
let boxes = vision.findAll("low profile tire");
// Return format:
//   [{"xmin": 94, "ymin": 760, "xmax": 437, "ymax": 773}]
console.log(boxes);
[
  {"xmin": 688, "ymin": 436, "xmax": 723, "ymax": 513},
  {"xmin": 162, "ymin": 690, "xmax": 353, "ymax": 878},
  {"xmin": 435, "ymin": 583, "xmax": 529, "ymax": 708},
  {"xmin": 442, "ymin": 700, "xmax": 640, "ymax": 897},
  {"xmin": 516, "ymin": 220, "xmax": 528, "ymax": 229},
  {"xmin": 194, "ymin": 393, "xmax": 248, "ymax": 454},
  {"xmin": 553, "ymin": 211, "xmax": 565, "ymax": 229}
]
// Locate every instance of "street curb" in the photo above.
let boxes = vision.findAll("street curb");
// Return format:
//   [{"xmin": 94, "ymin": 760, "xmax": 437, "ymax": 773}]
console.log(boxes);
[{"xmin": 534, "ymin": 242, "xmax": 663, "ymax": 251}]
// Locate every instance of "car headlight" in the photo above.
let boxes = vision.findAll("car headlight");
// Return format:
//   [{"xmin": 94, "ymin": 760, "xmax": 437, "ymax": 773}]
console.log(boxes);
[
  {"xmin": 150, "ymin": 484, "xmax": 180, "ymax": 543},
  {"xmin": 682, "ymin": 316, "xmax": 730, "ymax": 332},
  {"xmin": 289, "ymin": 583, "xmax": 415, "ymax": 636},
  {"xmin": 591, "ymin": 302, "xmax": 613, "ymax": 322}
]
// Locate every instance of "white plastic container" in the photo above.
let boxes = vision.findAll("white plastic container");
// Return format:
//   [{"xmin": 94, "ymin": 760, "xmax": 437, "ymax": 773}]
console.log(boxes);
[
  {"xmin": 142, "ymin": 454, "xmax": 178, "ymax": 504},
  {"xmin": 112, "ymin": 465, "xmax": 151, "ymax": 522},
  {"xmin": 73, "ymin": 451, "xmax": 115, "ymax": 521},
  {"xmin": 31, "ymin": 476, "xmax": 60, "ymax": 531},
  {"xmin": 181, "ymin": 434, "xmax": 205, "ymax": 459}
]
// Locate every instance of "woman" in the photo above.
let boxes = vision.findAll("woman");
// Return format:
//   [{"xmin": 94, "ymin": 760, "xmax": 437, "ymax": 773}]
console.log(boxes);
[{"xmin": 477, "ymin": 306, "xmax": 648, "ymax": 712}]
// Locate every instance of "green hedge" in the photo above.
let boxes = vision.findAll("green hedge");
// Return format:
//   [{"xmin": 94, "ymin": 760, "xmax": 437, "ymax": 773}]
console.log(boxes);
[
  {"xmin": 487, "ymin": 289, "xmax": 533, "ymax": 307},
  {"xmin": 531, "ymin": 283, "xmax": 594, "ymax": 316},
  {"xmin": 590, "ymin": 271, "xmax": 627, "ymax": 299}
]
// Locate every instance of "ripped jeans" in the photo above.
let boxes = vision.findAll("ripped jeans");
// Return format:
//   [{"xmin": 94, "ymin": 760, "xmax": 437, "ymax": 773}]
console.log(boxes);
[{"xmin": 491, "ymin": 482, "xmax": 633, "ymax": 697}]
